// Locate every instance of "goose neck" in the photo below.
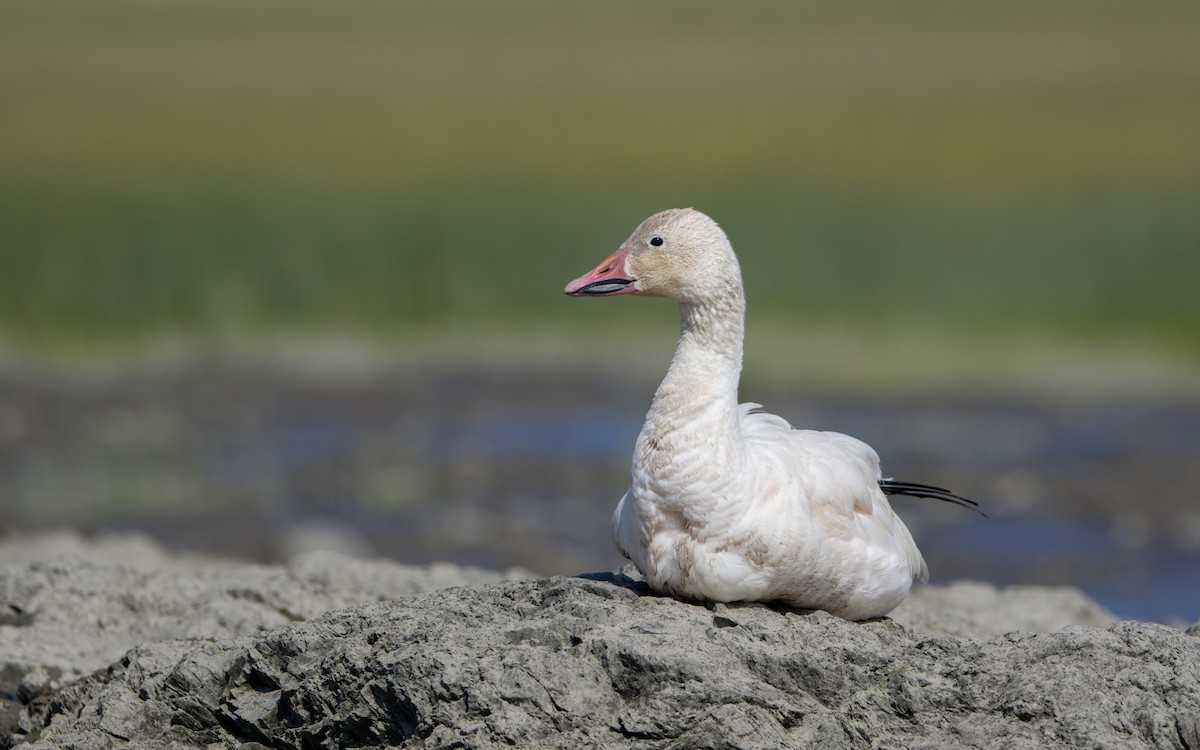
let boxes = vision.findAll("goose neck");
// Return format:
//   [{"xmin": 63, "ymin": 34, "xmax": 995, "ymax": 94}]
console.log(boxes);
[{"xmin": 646, "ymin": 293, "xmax": 746, "ymax": 434}]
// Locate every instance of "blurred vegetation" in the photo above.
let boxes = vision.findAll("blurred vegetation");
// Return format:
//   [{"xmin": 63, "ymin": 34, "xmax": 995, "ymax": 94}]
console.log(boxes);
[{"xmin": 1, "ymin": 0, "xmax": 1198, "ymax": 360}]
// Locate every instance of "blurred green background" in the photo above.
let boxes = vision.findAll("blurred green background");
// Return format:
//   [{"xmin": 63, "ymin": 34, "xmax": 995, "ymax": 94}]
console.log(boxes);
[{"xmin": 2, "ymin": 0, "xmax": 1198, "ymax": 384}]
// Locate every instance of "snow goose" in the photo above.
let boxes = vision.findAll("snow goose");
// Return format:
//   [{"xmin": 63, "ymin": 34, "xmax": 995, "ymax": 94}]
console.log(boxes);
[{"xmin": 564, "ymin": 208, "xmax": 980, "ymax": 620}]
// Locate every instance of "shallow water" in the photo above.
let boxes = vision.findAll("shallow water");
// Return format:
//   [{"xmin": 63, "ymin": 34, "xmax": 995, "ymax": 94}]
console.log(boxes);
[{"xmin": 2, "ymin": 368, "xmax": 1198, "ymax": 624}]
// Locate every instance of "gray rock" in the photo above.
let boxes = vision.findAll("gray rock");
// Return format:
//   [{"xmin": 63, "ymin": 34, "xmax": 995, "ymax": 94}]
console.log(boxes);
[
  {"xmin": 891, "ymin": 579, "xmax": 1117, "ymax": 638},
  {"xmin": 0, "ymin": 532, "xmax": 529, "ymax": 701},
  {"xmin": 0, "ymin": 529, "xmax": 171, "ymax": 570},
  {"xmin": 3, "ymin": 535, "xmax": 1194, "ymax": 749},
  {"xmin": 9, "ymin": 573, "xmax": 1200, "ymax": 750}
]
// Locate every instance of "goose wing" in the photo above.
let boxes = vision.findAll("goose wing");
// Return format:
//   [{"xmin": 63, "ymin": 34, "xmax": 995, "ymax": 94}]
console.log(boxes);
[{"xmin": 739, "ymin": 403, "xmax": 928, "ymax": 581}]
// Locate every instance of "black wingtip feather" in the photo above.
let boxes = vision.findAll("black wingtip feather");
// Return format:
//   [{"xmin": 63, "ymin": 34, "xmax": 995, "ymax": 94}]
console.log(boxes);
[{"xmin": 879, "ymin": 479, "xmax": 988, "ymax": 518}]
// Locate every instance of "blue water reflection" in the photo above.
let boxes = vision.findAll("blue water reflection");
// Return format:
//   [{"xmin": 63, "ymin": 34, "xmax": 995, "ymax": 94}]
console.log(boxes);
[{"xmin": 3, "ymin": 372, "xmax": 1198, "ymax": 625}]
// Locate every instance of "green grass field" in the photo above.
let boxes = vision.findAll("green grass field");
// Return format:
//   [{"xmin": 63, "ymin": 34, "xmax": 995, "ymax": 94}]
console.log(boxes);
[{"xmin": 2, "ymin": 0, "xmax": 1198, "ymax": 369}]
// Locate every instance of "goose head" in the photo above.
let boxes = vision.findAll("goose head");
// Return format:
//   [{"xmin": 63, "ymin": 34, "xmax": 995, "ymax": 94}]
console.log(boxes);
[{"xmin": 564, "ymin": 208, "xmax": 741, "ymax": 306}]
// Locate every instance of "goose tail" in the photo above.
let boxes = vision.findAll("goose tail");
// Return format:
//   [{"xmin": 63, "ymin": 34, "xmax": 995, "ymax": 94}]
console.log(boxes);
[{"xmin": 880, "ymin": 479, "xmax": 987, "ymax": 517}]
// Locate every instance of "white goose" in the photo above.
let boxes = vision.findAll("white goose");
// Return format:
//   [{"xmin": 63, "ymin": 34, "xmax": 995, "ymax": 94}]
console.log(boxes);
[{"xmin": 564, "ymin": 208, "xmax": 980, "ymax": 620}]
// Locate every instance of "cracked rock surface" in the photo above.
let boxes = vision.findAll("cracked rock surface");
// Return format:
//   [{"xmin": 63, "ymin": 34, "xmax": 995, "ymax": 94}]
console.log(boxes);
[
  {"xmin": 3, "ymin": 534, "xmax": 1198, "ymax": 749},
  {"xmin": 0, "ymin": 532, "xmax": 529, "ymax": 704}
]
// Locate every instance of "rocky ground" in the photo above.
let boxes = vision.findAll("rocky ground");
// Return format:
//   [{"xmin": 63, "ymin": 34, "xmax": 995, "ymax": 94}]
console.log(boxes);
[{"xmin": 2, "ymin": 531, "xmax": 1198, "ymax": 749}]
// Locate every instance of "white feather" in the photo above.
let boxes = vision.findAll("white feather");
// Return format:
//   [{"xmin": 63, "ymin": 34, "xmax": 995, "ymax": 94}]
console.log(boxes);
[{"xmin": 599, "ymin": 208, "xmax": 928, "ymax": 620}]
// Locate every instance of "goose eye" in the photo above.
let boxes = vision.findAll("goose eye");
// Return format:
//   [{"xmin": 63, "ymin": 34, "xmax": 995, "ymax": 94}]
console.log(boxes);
[{"xmin": 649, "ymin": 235, "xmax": 665, "ymax": 247}]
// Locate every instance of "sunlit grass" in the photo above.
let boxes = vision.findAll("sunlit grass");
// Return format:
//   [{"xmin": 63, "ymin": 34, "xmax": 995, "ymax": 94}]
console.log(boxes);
[{"xmin": 1, "ymin": 0, "xmax": 1197, "ymax": 369}]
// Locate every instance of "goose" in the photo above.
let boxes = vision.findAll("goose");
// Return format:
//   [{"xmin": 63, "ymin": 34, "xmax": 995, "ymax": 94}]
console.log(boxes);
[{"xmin": 564, "ymin": 208, "xmax": 980, "ymax": 620}]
